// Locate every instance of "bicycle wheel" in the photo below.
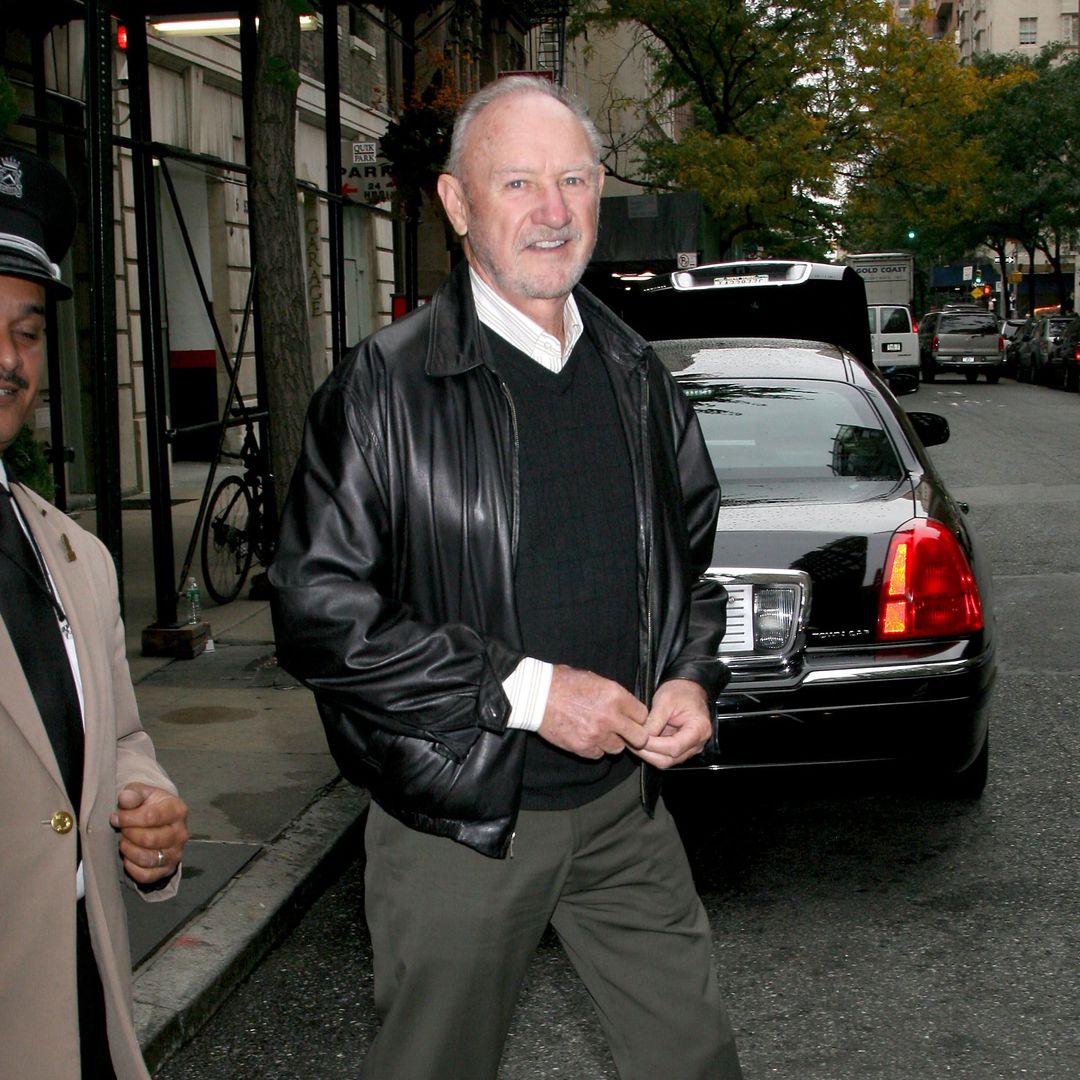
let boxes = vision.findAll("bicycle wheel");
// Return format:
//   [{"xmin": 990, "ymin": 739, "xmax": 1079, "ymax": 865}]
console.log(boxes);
[{"xmin": 200, "ymin": 475, "xmax": 255, "ymax": 604}]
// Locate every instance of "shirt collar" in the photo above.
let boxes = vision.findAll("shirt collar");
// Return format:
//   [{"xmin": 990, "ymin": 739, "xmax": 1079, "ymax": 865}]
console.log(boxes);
[
  {"xmin": 470, "ymin": 266, "xmax": 583, "ymax": 373},
  {"xmin": 0, "ymin": 459, "xmax": 9, "ymax": 491}
]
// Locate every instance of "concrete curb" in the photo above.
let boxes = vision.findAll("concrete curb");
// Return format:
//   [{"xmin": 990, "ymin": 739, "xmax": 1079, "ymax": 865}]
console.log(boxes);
[{"xmin": 133, "ymin": 779, "xmax": 370, "ymax": 1073}]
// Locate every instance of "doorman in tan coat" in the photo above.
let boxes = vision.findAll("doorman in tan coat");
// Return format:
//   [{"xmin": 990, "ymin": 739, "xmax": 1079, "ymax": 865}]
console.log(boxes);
[{"xmin": 0, "ymin": 145, "xmax": 189, "ymax": 1079}]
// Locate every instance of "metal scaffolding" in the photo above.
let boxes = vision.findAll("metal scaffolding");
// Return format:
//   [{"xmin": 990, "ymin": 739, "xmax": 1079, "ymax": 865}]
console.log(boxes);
[{"xmin": 10, "ymin": 0, "xmax": 349, "ymax": 649}]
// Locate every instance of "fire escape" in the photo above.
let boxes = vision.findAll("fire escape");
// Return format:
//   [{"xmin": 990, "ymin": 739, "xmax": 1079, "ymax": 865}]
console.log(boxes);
[{"xmin": 521, "ymin": 1, "xmax": 568, "ymax": 84}]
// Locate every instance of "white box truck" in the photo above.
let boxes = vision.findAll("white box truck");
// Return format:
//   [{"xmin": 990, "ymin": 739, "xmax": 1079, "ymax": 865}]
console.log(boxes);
[{"xmin": 844, "ymin": 252, "xmax": 918, "ymax": 376}]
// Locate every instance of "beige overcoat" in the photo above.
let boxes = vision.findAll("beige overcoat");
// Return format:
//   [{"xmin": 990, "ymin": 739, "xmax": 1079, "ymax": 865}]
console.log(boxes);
[{"xmin": 0, "ymin": 481, "xmax": 180, "ymax": 1080}]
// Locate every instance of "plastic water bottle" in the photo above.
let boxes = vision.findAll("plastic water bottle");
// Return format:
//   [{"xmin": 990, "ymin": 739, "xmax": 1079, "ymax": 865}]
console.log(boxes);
[{"xmin": 185, "ymin": 577, "xmax": 201, "ymax": 625}]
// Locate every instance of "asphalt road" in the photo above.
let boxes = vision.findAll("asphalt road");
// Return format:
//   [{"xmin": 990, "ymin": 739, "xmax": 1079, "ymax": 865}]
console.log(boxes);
[{"xmin": 156, "ymin": 374, "xmax": 1080, "ymax": 1080}]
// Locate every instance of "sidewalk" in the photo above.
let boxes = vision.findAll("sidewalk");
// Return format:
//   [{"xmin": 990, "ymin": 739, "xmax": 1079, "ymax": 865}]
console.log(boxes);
[{"xmin": 89, "ymin": 463, "xmax": 369, "ymax": 1072}]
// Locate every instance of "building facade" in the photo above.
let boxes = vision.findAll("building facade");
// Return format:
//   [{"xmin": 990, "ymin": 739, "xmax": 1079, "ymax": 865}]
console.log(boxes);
[
  {"xmin": 956, "ymin": 0, "xmax": 1079, "ymax": 61},
  {"xmin": 3, "ymin": 5, "xmax": 398, "ymax": 500},
  {"xmin": 3, "ymin": 2, "xmax": 665, "ymax": 512}
]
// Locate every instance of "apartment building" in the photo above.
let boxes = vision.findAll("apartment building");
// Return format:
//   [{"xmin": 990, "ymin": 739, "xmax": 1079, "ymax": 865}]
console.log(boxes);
[{"xmin": 956, "ymin": 0, "xmax": 1079, "ymax": 61}]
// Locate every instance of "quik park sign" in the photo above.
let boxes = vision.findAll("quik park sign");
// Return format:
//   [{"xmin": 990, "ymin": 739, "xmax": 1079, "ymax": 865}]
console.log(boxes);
[{"xmin": 342, "ymin": 141, "xmax": 393, "ymax": 208}]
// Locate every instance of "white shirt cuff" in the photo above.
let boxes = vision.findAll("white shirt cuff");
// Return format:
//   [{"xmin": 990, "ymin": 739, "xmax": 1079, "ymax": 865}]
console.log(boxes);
[{"xmin": 503, "ymin": 657, "xmax": 553, "ymax": 732}]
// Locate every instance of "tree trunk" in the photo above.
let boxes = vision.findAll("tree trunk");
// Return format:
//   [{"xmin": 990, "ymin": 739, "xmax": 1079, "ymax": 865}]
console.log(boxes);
[
  {"xmin": 1037, "ymin": 234, "xmax": 1069, "ymax": 310},
  {"xmin": 251, "ymin": 0, "xmax": 313, "ymax": 517},
  {"xmin": 1025, "ymin": 244, "xmax": 1037, "ymax": 316}
]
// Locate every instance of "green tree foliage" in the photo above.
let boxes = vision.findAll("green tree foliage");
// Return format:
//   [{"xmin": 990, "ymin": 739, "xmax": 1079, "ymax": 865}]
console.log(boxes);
[
  {"xmin": 573, "ymin": 0, "xmax": 1080, "ymax": 289},
  {"xmin": 841, "ymin": 6, "xmax": 1002, "ymax": 264},
  {"xmin": 572, "ymin": 0, "xmax": 889, "ymax": 255},
  {"xmin": 969, "ymin": 47, "xmax": 1080, "ymax": 310}
]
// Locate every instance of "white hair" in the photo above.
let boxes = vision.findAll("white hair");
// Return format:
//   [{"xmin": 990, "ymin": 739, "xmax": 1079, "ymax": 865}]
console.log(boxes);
[{"xmin": 444, "ymin": 76, "xmax": 602, "ymax": 181}]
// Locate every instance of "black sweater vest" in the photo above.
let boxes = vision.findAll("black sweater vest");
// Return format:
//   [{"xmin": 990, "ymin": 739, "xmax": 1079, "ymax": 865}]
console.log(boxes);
[{"xmin": 484, "ymin": 326, "xmax": 640, "ymax": 810}]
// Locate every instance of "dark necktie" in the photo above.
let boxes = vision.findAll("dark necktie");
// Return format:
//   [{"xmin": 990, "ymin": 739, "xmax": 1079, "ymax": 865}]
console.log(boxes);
[{"xmin": 0, "ymin": 484, "xmax": 84, "ymax": 810}]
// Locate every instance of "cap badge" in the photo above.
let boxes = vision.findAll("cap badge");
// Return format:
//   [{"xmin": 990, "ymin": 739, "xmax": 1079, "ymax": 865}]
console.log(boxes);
[{"xmin": 0, "ymin": 156, "xmax": 22, "ymax": 199}]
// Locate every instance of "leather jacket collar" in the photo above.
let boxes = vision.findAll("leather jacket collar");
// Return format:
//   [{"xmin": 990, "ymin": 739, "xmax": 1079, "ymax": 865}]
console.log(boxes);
[{"xmin": 424, "ymin": 260, "xmax": 652, "ymax": 378}]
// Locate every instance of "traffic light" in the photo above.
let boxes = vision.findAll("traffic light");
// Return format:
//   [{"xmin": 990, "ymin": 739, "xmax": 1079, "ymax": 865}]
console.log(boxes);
[{"xmin": 907, "ymin": 228, "xmax": 916, "ymax": 240}]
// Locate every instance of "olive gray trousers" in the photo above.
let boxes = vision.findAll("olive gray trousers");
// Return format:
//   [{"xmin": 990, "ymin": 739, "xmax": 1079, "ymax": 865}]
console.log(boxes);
[{"xmin": 360, "ymin": 770, "xmax": 743, "ymax": 1080}]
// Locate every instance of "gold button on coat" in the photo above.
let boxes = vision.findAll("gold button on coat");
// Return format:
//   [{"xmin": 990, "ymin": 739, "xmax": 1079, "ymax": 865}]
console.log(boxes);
[{"xmin": 50, "ymin": 810, "xmax": 74, "ymax": 834}]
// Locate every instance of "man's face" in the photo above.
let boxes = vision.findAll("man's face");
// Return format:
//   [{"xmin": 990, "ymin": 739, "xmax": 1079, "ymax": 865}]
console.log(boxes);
[
  {"xmin": 0, "ymin": 276, "xmax": 47, "ymax": 455},
  {"xmin": 438, "ymin": 93, "xmax": 604, "ymax": 321}
]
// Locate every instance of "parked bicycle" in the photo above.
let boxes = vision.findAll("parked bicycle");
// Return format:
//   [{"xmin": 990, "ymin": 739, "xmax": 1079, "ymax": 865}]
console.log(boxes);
[{"xmin": 199, "ymin": 420, "xmax": 273, "ymax": 604}]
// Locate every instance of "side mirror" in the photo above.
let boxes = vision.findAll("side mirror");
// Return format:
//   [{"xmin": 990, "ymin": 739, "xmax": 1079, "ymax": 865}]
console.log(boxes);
[
  {"xmin": 887, "ymin": 372, "xmax": 919, "ymax": 397},
  {"xmin": 908, "ymin": 411, "xmax": 950, "ymax": 448}
]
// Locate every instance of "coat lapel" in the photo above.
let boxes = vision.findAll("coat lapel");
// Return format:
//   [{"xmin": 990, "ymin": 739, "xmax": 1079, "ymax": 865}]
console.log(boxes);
[
  {"xmin": 0, "ymin": 575, "xmax": 69, "ymax": 799},
  {"xmin": 8, "ymin": 484, "xmax": 104, "ymax": 818}
]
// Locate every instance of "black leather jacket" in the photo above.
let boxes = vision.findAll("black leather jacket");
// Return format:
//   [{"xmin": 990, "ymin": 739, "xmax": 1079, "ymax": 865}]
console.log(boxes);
[{"xmin": 269, "ymin": 262, "xmax": 726, "ymax": 857}]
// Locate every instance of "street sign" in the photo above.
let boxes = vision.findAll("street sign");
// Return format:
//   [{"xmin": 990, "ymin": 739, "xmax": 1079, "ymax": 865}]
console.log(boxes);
[
  {"xmin": 341, "ymin": 140, "xmax": 393, "ymax": 207},
  {"xmin": 971, "ymin": 287, "xmax": 983, "ymax": 300}
]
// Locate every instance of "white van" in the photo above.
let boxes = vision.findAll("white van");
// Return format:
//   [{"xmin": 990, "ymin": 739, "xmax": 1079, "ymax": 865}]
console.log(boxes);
[{"xmin": 867, "ymin": 304, "xmax": 919, "ymax": 377}]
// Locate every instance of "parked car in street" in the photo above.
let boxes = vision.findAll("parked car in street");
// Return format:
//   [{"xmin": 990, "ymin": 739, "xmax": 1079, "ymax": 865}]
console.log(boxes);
[
  {"xmin": 1016, "ymin": 313, "xmax": 1075, "ymax": 384},
  {"xmin": 651, "ymin": 335, "xmax": 995, "ymax": 796},
  {"xmin": 1053, "ymin": 318, "xmax": 1080, "ymax": 391},
  {"xmin": 1000, "ymin": 317, "xmax": 1028, "ymax": 378},
  {"xmin": 867, "ymin": 303, "xmax": 919, "ymax": 380},
  {"xmin": 1008, "ymin": 318, "xmax": 1037, "ymax": 378},
  {"xmin": 1035, "ymin": 314, "xmax": 1080, "ymax": 388},
  {"xmin": 918, "ymin": 309, "xmax": 1004, "ymax": 383}
]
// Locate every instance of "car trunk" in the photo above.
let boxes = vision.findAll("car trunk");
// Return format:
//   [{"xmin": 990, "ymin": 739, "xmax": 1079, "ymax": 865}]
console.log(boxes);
[{"xmin": 711, "ymin": 490, "xmax": 916, "ymax": 644}]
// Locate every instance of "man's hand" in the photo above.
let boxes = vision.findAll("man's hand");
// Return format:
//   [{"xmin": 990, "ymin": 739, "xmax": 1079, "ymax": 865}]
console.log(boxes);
[
  {"xmin": 632, "ymin": 679, "xmax": 712, "ymax": 769},
  {"xmin": 539, "ymin": 665, "xmax": 649, "ymax": 759},
  {"xmin": 110, "ymin": 783, "xmax": 190, "ymax": 886}
]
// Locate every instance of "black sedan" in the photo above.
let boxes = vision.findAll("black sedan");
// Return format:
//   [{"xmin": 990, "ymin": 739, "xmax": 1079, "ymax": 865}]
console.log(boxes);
[{"xmin": 658, "ymin": 337, "xmax": 996, "ymax": 796}]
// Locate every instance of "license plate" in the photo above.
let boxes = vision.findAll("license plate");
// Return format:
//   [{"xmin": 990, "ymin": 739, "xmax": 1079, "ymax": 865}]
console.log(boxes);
[
  {"xmin": 962, "ymin": 355, "xmax": 975, "ymax": 363},
  {"xmin": 713, "ymin": 274, "xmax": 769, "ymax": 287},
  {"xmin": 883, "ymin": 342, "xmax": 901, "ymax": 352}
]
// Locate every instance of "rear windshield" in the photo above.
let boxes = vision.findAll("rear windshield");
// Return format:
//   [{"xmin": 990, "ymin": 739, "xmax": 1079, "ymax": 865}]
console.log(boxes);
[
  {"xmin": 689, "ymin": 380, "xmax": 904, "ymax": 504},
  {"xmin": 879, "ymin": 306, "xmax": 911, "ymax": 333},
  {"xmin": 937, "ymin": 313, "xmax": 998, "ymax": 334}
]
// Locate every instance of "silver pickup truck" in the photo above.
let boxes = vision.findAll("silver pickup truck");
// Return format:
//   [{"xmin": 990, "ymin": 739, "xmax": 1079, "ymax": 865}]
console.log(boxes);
[{"xmin": 918, "ymin": 309, "xmax": 1004, "ymax": 383}]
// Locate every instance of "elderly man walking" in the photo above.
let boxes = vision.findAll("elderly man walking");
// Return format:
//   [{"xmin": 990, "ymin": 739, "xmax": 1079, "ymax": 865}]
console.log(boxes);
[{"xmin": 270, "ymin": 76, "xmax": 743, "ymax": 1080}]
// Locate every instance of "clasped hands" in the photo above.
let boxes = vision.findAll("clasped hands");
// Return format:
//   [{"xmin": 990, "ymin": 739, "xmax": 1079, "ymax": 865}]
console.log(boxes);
[
  {"xmin": 539, "ymin": 666, "xmax": 711, "ymax": 768},
  {"xmin": 109, "ymin": 783, "xmax": 190, "ymax": 887}
]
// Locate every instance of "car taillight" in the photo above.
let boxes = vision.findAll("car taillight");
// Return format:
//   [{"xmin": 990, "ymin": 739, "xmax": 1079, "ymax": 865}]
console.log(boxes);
[
  {"xmin": 931, "ymin": 334, "xmax": 939, "ymax": 352},
  {"xmin": 998, "ymin": 336, "xmax": 1005, "ymax": 352},
  {"xmin": 1074, "ymin": 344, "xmax": 1080, "ymax": 363},
  {"xmin": 912, "ymin": 319, "xmax": 918, "ymax": 332},
  {"xmin": 878, "ymin": 519, "xmax": 983, "ymax": 640}
]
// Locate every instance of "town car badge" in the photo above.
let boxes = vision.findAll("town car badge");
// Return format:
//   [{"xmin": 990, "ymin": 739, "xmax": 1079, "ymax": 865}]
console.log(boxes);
[{"xmin": 0, "ymin": 156, "xmax": 23, "ymax": 198}]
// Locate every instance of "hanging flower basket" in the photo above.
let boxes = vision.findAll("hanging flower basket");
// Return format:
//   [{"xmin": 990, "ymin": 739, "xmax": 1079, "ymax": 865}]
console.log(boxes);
[{"xmin": 379, "ymin": 102, "xmax": 457, "ymax": 205}]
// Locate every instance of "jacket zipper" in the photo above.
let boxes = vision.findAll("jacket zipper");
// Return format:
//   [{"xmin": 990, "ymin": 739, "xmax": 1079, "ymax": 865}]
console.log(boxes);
[
  {"xmin": 639, "ymin": 364, "xmax": 655, "ymax": 699},
  {"xmin": 502, "ymin": 376, "xmax": 521, "ymax": 850},
  {"xmin": 497, "ymin": 376, "xmax": 521, "ymax": 561},
  {"xmin": 637, "ymin": 361, "xmax": 655, "ymax": 809}
]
